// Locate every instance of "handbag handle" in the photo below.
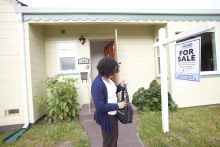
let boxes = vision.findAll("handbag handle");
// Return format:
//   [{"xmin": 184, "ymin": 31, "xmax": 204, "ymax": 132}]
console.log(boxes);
[
  {"xmin": 121, "ymin": 85, "xmax": 127, "ymax": 102},
  {"xmin": 124, "ymin": 86, "xmax": 130, "ymax": 102}
]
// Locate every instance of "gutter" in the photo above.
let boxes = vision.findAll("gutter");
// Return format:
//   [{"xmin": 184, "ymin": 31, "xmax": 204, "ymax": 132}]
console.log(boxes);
[
  {"xmin": 15, "ymin": 7, "xmax": 220, "ymax": 15},
  {"xmin": 14, "ymin": 7, "xmax": 220, "ymax": 22}
]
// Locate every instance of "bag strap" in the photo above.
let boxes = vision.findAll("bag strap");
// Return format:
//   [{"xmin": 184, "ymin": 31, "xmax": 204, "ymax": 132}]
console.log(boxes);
[
  {"xmin": 121, "ymin": 85, "xmax": 128, "ymax": 102},
  {"xmin": 117, "ymin": 85, "xmax": 127, "ymax": 102},
  {"xmin": 124, "ymin": 87, "xmax": 130, "ymax": 102},
  {"xmin": 121, "ymin": 87, "xmax": 125, "ymax": 102}
]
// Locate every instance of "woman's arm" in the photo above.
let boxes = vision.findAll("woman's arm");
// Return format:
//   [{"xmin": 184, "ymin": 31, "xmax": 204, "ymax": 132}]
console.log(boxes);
[
  {"xmin": 116, "ymin": 80, "xmax": 126, "ymax": 93},
  {"xmin": 116, "ymin": 84, "xmax": 123, "ymax": 93},
  {"xmin": 92, "ymin": 83, "xmax": 119, "ymax": 112}
]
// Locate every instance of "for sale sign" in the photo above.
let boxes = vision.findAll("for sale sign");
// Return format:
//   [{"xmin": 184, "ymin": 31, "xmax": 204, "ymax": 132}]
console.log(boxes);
[{"xmin": 175, "ymin": 37, "xmax": 201, "ymax": 82}]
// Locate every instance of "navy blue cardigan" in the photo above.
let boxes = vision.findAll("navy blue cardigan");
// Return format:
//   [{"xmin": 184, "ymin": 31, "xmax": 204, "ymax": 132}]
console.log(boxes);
[{"xmin": 91, "ymin": 75, "xmax": 123, "ymax": 133}]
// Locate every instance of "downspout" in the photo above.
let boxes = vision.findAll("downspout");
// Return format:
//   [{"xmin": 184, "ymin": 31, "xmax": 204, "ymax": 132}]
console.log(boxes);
[
  {"xmin": 18, "ymin": 12, "xmax": 30, "ymax": 129},
  {"xmin": 3, "ymin": 9, "xmax": 30, "ymax": 145}
]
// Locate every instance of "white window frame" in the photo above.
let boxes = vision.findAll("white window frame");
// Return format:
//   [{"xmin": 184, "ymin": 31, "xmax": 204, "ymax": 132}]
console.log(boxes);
[
  {"xmin": 154, "ymin": 38, "xmax": 161, "ymax": 76},
  {"xmin": 57, "ymin": 41, "xmax": 78, "ymax": 74},
  {"xmin": 174, "ymin": 29, "xmax": 220, "ymax": 76}
]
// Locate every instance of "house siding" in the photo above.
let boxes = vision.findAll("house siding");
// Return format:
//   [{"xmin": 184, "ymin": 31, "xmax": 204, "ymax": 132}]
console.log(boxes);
[
  {"xmin": 27, "ymin": 24, "xmax": 46, "ymax": 123},
  {"xmin": 45, "ymin": 25, "xmax": 92, "ymax": 106},
  {"xmin": 0, "ymin": 0, "xmax": 24, "ymax": 126},
  {"xmin": 167, "ymin": 21, "xmax": 220, "ymax": 107},
  {"xmin": 117, "ymin": 25, "xmax": 156, "ymax": 96},
  {"xmin": 44, "ymin": 24, "xmax": 156, "ymax": 106}
]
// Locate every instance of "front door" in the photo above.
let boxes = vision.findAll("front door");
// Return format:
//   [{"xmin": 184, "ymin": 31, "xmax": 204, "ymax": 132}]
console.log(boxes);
[
  {"xmin": 104, "ymin": 41, "xmax": 117, "ymax": 82},
  {"xmin": 104, "ymin": 41, "xmax": 115, "ymax": 58}
]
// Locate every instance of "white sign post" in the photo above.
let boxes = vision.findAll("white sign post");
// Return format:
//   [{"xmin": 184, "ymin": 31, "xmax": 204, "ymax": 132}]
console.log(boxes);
[
  {"xmin": 175, "ymin": 37, "xmax": 201, "ymax": 82},
  {"xmin": 153, "ymin": 23, "xmax": 215, "ymax": 133},
  {"xmin": 159, "ymin": 29, "xmax": 169, "ymax": 133}
]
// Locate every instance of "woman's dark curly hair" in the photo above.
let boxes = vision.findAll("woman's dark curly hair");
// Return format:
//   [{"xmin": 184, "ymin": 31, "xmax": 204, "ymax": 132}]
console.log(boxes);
[{"xmin": 97, "ymin": 57, "xmax": 119, "ymax": 78}]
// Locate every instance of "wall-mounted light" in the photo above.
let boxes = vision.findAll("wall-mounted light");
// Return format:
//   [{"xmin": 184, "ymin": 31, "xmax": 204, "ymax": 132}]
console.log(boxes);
[
  {"xmin": 79, "ymin": 35, "xmax": 86, "ymax": 45},
  {"xmin": 60, "ymin": 29, "xmax": 66, "ymax": 34}
]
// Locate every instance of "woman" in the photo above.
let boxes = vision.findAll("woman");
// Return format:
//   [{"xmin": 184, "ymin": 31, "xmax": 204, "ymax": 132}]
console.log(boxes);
[{"xmin": 91, "ymin": 57, "xmax": 127, "ymax": 147}]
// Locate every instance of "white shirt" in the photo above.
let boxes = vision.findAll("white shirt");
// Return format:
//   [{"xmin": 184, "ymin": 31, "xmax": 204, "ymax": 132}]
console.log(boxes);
[{"xmin": 102, "ymin": 78, "xmax": 118, "ymax": 115}]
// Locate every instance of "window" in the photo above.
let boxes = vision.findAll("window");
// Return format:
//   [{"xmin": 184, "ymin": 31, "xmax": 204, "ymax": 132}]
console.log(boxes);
[
  {"xmin": 176, "ymin": 32, "xmax": 217, "ymax": 72},
  {"xmin": 58, "ymin": 41, "xmax": 77, "ymax": 74},
  {"xmin": 155, "ymin": 38, "xmax": 161, "ymax": 75}
]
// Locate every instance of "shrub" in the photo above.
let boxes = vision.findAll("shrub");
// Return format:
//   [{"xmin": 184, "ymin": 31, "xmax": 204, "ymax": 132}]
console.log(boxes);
[
  {"xmin": 132, "ymin": 80, "xmax": 178, "ymax": 112},
  {"xmin": 40, "ymin": 75, "xmax": 79, "ymax": 122}
]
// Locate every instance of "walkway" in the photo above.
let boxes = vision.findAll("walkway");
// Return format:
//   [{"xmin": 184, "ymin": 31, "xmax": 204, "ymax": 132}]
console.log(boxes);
[{"xmin": 79, "ymin": 104, "xmax": 144, "ymax": 147}]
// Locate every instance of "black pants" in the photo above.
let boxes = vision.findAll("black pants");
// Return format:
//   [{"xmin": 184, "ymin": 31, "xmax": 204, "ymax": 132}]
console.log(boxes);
[{"xmin": 101, "ymin": 115, "xmax": 118, "ymax": 147}]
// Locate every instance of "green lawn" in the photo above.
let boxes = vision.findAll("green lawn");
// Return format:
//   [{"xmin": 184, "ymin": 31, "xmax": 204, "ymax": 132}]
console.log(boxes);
[
  {"xmin": 137, "ymin": 105, "xmax": 220, "ymax": 147},
  {"xmin": 0, "ymin": 121, "xmax": 89, "ymax": 147}
]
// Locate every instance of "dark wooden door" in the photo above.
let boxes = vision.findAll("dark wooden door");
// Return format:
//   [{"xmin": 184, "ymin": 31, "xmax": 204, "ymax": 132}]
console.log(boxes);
[{"xmin": 104, "ymin": 41, "xmax": 117, "ymax": 82}]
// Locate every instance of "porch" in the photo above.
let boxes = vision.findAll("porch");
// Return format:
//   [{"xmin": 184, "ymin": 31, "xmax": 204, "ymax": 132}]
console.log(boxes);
[{"xmin": 25, "ymin": 22, "xmax": 164, "ymax": 123}]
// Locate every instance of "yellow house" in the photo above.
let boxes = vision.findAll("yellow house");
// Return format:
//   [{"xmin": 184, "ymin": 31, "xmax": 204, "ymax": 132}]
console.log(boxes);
[{"xmin": 0, "ymin": 0, "xmax": 220, "ymax": 130}]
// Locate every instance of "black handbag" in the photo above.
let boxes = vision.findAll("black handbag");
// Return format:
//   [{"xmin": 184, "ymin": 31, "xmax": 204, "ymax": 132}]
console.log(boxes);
[{"xmin": 117, "ymin": 86, "xmax": 133, "ymax": 124}]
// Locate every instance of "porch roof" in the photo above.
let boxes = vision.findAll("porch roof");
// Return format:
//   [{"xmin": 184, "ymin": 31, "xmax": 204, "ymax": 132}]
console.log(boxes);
[{"xmin": 15, "ymin": 7, "xmax": 220, "ymax": 21}]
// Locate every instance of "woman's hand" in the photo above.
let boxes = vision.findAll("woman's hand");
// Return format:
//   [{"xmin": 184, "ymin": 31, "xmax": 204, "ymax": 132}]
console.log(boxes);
[
  {"xmin": 118, "ymin": 101, "xmax": 127, "ymax": 109},
  {"xmin": 120, "ymin": 80, "xmax": 127, "ymax": 88}
]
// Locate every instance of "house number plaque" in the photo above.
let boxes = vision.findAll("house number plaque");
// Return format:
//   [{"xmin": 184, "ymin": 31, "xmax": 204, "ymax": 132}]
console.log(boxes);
[{"xmin": 78, "ymin": 58, "xmax": 89, "ymax": 64}]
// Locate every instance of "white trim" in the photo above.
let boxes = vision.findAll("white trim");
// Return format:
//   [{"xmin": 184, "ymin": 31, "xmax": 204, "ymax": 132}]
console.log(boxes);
[
  {"xmin": 18, "ymin": 12, "xmax": 29, "ymax": 128},
  {"xmin": 21, "ymin": 20, "xmax": 169, "ymax": 25},
  {"xmin": 114, "ymin": 29, "xmax": 119, "ymax": 61},
  {"xmin": 154, "ymin": 23, "xmax": 215, "ymax": 48},
  {"xmin": 15, "ymin": 7, "xmax": 220, "ymax": 14},
  {"xmin": 214, "ymin": 22, "xmax": 220, "ymax": 73},
  {"xmin": 154, "ymin": 38, "xmax": 161, "ymax": 76},
  {"xmin": 200, "ymin": 71, "xmax": 220, "ymax": 75}
]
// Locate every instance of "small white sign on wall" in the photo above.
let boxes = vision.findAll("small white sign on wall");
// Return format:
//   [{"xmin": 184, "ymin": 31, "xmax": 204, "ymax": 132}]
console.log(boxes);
[{"xmin": 175, "ymin": 37, "xmax": 201, "ymax": 82}]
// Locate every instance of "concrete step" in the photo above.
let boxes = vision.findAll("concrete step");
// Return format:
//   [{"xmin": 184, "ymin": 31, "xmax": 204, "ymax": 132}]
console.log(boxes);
[{"xmin": 79, "ymin": 104, "xmax": 95, "ymax": 121}]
